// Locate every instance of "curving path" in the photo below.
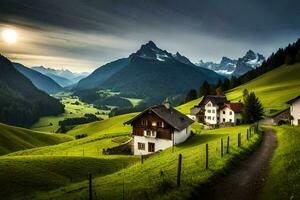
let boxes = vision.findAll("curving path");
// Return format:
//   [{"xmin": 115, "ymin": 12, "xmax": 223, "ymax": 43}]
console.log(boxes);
[{"xmin": 191, "ymin": 128, "xmax": 277, "ymax": 200}]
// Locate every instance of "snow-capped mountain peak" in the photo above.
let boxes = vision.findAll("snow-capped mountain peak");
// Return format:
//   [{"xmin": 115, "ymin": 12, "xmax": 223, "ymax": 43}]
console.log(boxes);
[{"xmin": 195, "ymin": 50, "xmax": 265, "ymax": 77}]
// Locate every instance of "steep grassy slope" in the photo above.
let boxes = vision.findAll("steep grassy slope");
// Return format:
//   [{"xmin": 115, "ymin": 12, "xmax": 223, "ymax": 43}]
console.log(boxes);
[
  {"xmin": 227, "ymin": 63, "xmax": 300, "ymax": 116},
  {"xmin": 176, "ymin": 63, "xmax": 300, "ymax": 116},
  {"xmin": 0, "ymin": 123, "xmax": 72, "ymax": 155},
  {"xmin": 0, "ymin": 156, "xmax": 138, "ymax": 200},
  {"xmin": 34, "ymin": 125, "xmax": 261, "ymax": 200},
  {"xmin": 261, "ymin": 126, "xmax": 300, "ymax": 200}
]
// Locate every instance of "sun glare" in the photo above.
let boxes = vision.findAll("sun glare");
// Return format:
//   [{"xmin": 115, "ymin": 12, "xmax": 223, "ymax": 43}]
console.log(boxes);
[{"xmin": 2, "ymin": 29, "xmax": 18, "ymax": 44}]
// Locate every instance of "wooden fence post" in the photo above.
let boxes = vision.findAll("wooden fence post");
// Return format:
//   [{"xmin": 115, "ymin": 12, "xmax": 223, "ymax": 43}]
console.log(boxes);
[
  {"xmin": 141, "ymin": 155, "xmax": 144, "ymax": 164},
  {"xmin": 238, "ymin": 133, "xmax": 241, "ymax": 147},
  {"xmin": 205, "ymin": 144, "xmax": 209, "ymax": 169},
  {"xmin": 221, "ymin": 138, "xmax": 223, "ymax": 158},
  {"xmin": 177, "ymin": 154, "xmax": 182, "ymax": 187},
  {"xmin": 247, "ymin": 129, "xmax": 249, "ymax": 141},
  {"xmin": 227, "ymin": 136, "xmax": 230, "ymax": 154},
  {"xmin": 88, "ymin": 173, "xmax": 92, "ymax": 200}
]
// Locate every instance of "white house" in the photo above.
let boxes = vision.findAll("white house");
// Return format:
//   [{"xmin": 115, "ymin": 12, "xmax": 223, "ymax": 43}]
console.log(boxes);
[
  {"xmin": 219, "ymin": 102, "xmax": 243, "ymax": 125},
  {"xmin": 190, "ymin": 95, "xmax": 244, "ymax": 126},
  {"xmin": 124, "ymin": 103, "xmax": 194, "ymax": 155},
  {"xmin": 287, "ymin": 95, "xmax": 300, "ymax": 126}
]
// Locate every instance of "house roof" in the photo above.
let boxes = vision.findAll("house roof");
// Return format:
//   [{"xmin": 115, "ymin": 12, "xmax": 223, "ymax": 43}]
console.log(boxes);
[
  {"xmin": 124, "ymin": 105, "xmax": 194, "ymax": 131},
  {"xmin": 198, "ymin": 95, "xmax": 228, "ymax": 106},
  {"xmin": 286, "ymin": 95, "xmax": 300, "ymax": 104},
  {"xmin": 221, "ymin": 102, "xmax": 244, "ymax": 113}
]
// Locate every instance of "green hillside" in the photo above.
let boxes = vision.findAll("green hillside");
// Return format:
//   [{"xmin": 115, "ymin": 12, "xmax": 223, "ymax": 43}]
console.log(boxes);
[
  {"xmin": 33, "ymin": 125, "xmax": 260, "ymax": 200},
  {"xmin": 0, "ymin": 156, "xmax": 138, "ymax": 200},
  {"xmin": 0, "ymin": 123, "xmax": 72, "ymax": 155},
  {"xmin": 177, "ymin": 63, "xmax": 300, "ymax": 116}
]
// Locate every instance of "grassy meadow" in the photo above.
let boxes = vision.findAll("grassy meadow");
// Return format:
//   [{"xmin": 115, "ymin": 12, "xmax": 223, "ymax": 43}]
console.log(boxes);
[
  {"xmin": 176, "ymin": 63, "xmax": 300, "ymax": 116},
  {"xmin": 261, "ymin": 125, "xmax": 300, "ymax": 200},
  {"xmin": 0, "ymin": 123, "xmax": 72, "ymax": 155},
  {"xmin": 32, "ymin": 125, "xmax": 261, "ymax": 200}
]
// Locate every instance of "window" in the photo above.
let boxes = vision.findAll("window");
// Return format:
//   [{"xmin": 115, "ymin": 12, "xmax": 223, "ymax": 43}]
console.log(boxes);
[
  {"xmin": 208, "ymin": 116, "xmax": 211, "ymax": 120},
  {"xmin": 157, "ymin": 121, "xmax": 164, "ymax": 128},
  {"xmin": 223, "ymin": 118, "xmax": 225, "ymax": 122},
  {"xmin": 207, "ymin": 103, "xmax": 211, "ymax": 107},
  {"xmin": 138, "ymin": 142, "xmax": 145, "ymax": 150},
  {"xmin": 141, "ymin": 120, "xmax": 148, "ymax": 126},
  {"xmin": 212, "ymin": 117, "xmax": 215, "ymax": 120},
  {"xmin": 223, "ymin": 111, "xmax": 225, "ymax": 114},
  {"xmin": 207, "ymin": 110, "xmax": 211, "ymax": 113},
  {"xmin": 152, "ymin": 122, "xmax": 157, "ymax": 126},
  {"xmin": 144, "ymin": 130, "xmax": 156, "ymax": 137},
  {"xmin": 229, "ymin": 119, "xmax": 232, "ymax": 122},
  {"xmin": 229, "ymin": 111, "xmax": 232, "ymax": 115},
  {"xmin": 212, "ymin": 110, "xmax": 215, "ymax": 113}
]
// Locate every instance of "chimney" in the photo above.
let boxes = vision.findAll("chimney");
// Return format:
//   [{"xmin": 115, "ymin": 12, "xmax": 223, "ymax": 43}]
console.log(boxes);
[{"xmin": 163, "ymin": 99, "xmax": 170, "ymax": 109}]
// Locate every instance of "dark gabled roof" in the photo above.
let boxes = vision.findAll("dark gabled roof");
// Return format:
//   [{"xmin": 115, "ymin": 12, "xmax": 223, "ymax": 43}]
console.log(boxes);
[
  {"xmin": 124, "ymin": 105, "xmax": 194, "ymax": 131},
  {"xmin": 221, "ymin": 102, "xmax": 244, "ymax": 113},
  {"xmin": 198, "ymin": 95, "xmax": 228, "ymax": 106},
  {"xmin": 286, "ymin": 95, "xmax": 300, "ymax": 104}
]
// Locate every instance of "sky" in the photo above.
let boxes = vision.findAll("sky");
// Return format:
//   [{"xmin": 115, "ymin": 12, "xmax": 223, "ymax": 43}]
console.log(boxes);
[{"xmin": 0, "ymin": 0, "xmax": 299, "ymax": 73}]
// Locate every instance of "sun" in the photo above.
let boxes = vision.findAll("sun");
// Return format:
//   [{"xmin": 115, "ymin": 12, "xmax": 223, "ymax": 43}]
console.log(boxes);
[{"xmin": 2, "ymin": 29, "xmax": 18, "ymax": 44}]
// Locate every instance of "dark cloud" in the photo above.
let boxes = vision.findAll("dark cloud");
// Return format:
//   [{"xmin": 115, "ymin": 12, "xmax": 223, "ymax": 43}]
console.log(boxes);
[{"xmin": 0, "ymin": 0, "xmax": 299, "ymax": 72}]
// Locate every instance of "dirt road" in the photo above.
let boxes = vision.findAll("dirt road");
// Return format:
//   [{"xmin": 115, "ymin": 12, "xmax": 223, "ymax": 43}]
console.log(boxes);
[{"xmin": 191, "ymin": 128, "xmax": 276, "ymax": 200}]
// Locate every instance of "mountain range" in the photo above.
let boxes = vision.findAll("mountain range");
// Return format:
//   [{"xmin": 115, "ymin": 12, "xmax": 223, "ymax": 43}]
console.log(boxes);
[
  {"xmin": 75, "ymin": 41, "xmax": 223, "ymax": 107},
  {"xmin": 32, "ymin": 66, "xmax": 89, "ymax": 87},
  {"xmin": 14, "ymin": 63, "xmax": 64, "ymax": 94},
  {"xmin": 0, "ymin": 54, "xmax": 64, "ymax": 127},
  {"xmin": 196, "ymin": 50, "xmax": 265, "ymax": 77}
]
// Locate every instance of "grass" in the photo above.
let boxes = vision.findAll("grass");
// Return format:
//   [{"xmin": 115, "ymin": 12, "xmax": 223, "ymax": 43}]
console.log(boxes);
[
  {"xmin": 31, "ymin": 95, "xmax": 109, "ymax": 133},
  {"xmin": 261, "ymin": 125, "xmax": 300, "ymax": 200},
  {"xmin": 0, "ymin": 155, "xmax": 138, "ymax": 200},
  {"xmin": 66, "ymin": 112, "xmax": 138, "ymax": 137},
  {"xmin": 226, "ymin": 63, "xmax": 300, "ymax": 116},
  {"xmin": 32, "ymin": 125, "xmax": 261, "ymax": 200},
  {"xmin": 0, "ymin": 123, "xmax": 73, "ymax": 155},
  {"xmin": 175, "ymin": 63, "xmax": 300, "ymax": 116},
  {"xmin": 122, "ymin": 97, "xmax": 143, "ymax": 107}
]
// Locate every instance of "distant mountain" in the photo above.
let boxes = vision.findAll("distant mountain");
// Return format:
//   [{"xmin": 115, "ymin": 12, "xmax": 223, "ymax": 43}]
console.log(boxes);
[
  {"xmin": 13, "ymin": 63, "xmax": 64, "ymax": 94},
  {"xmin": 0, "ymin": 54, "xmax": 64, "ymax": 127},
  {"xmin": 196, "ymin": 50, "xmax": 265, "ymax": 77},
  {"xmin": 32, "ymin": 66, "xmax": 89, "ymax": 87},
  {"xmin": 75, "ymin": 41, "xmax": 223, "ymax": 106}
]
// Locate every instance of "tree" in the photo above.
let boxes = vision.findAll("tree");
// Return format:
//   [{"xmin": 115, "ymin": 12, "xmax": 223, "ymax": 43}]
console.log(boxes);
[
  {"xmin": 243, "ymin": 89, "xmax": 249, "ymax": 103},
  {"xmin": 295, "ymin": 48, "xmax": 300, "ymax": 62},
  {"xmin": 222, "ymin": 78, "xmax": 230, "ymax": 91},
  {"xmin": 184, "ymin": 89, "xmax": 198, "ymax": 103},
  {"xmin": 242, "ymin": 92, "xmax": 264, "ymax": 123},
  {"xmin": 284, "ymin": 54, "xmax": 293, "ymax": 65},
  {"xmin": 216, "ymin": 87, "xmax": 223, "ymax": 96},
  {"xmin": 199, "ymin": 80, "xmax": 210, "ymax": 97}
]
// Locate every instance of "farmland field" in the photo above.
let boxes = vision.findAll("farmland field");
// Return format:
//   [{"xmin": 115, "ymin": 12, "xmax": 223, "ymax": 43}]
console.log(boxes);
[{"xmin": 31, "ymin": 93, "xmax": 110, "ymax": 133}]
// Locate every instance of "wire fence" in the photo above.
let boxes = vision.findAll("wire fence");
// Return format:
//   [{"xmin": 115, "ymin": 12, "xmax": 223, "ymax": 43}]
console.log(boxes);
[{"xmin": 62, "ymin": 124, "xmax": 261, "ymax": 200}]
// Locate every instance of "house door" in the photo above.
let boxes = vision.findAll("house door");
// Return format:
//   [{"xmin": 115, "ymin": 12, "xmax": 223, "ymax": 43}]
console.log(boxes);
[{"xmin": 148, "ymin": 142, "xmax": 155, "ymax": 152}]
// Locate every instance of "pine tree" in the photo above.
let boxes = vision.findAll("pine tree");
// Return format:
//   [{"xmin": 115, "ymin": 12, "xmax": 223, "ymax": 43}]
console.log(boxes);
[
  {"xmin": 199, "ymin": 80, "xmax": 210, "ymax": 97},
  {"xmin": 284, "ymin": 54, "xmax": 293, "ymax": 65},
  {"xmin": 295, "ymin": 48, "xmax": 300, "ymax": 62},
  {"xmin": 184, "ymin": 89, "xmax": 198, "ymax": 103},
  {"xmin": 242, "ymin": 92, "xmax": 264, "ymax": 123}
]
